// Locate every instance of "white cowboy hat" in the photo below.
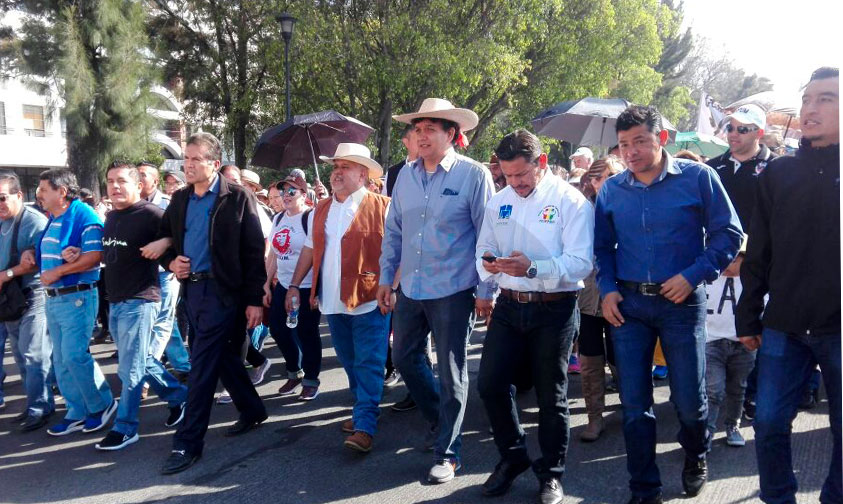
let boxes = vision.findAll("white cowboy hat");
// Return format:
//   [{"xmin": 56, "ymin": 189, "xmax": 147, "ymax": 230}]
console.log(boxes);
[
  {"xmin": 319, "ymin": 143, "xmax": 384, "ymax": 178},
  {"xmin": 392, "ymin": 98, "xmax": 479, "ymax": 132},
  {"xmin": 240, "ymin": 169, "xmax": 262, "ymax": 189}
]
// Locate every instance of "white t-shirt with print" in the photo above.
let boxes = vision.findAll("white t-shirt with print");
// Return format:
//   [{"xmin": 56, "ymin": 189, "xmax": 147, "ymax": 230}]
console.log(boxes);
[
  {"xmin": 705, "ymin": 274, "xmax": 742, "ymax": 342},
  {"xmin": 271, "ymin": 210, "xmax": 314, "ymax": 289}
]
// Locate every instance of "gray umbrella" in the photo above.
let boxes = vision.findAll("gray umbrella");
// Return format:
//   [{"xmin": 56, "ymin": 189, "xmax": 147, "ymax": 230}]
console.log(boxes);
[{"xmin": 531, "ymin": 97, "xmax": 676, "ymax": 146}]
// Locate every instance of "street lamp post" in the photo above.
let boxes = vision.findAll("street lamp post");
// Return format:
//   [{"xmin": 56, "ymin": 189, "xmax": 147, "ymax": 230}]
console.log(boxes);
[{"xmin": 276, "ymin": 12, "xmax": 297, "ymax": 122}]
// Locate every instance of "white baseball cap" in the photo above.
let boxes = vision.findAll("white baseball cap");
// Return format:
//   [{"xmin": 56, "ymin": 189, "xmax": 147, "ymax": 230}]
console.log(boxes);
[
  {"xmin": 569, "ymin": 147, "xmax": 594, "ymax": 159},
  {"xmin": 727, "ymin": 104, "xmax": 766, "ymax": 130}
]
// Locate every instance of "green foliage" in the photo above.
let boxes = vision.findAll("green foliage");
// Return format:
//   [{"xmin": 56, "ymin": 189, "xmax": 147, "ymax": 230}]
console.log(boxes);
[{"xmin": 2, "ymin": 0, "xmax": 162, "ymax": 195}]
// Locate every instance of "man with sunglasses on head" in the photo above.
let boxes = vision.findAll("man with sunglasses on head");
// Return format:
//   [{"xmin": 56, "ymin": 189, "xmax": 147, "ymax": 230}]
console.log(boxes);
[{"xmin": 707, "ymin": 104, "xmax": 777, "ymax": 230}]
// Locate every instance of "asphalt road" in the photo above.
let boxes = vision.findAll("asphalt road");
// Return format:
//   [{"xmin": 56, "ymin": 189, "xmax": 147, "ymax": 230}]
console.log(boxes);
[{"xmin": 0, "ymin": 321, "xmax": 832, "ymax": 503}]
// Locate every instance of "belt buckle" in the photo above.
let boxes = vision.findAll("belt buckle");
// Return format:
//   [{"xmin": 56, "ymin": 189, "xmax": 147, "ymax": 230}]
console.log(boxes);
[
  {"xmin": 640, "ymin": 283, "xmax": 659, "ymax": 296},
  {"xmin": 515, "ymin": 291, "xmax": 530, "ymax": 304}
]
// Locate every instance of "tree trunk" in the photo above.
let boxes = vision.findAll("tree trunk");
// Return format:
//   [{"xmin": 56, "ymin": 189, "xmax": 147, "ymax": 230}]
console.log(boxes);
[
  {"xmin": 233, "ymin": 111, "xmax": 248, "ymax": 169},
  {"xmin": 66, "ymin": 130, "xmax": 101, "ymax": 200},
  {"xmin": 376, "ymin": 95, "xmax": 392, "ymax": 168}
]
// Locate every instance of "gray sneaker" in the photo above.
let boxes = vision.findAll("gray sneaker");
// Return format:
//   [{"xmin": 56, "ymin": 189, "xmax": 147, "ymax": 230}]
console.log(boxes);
[{"xmin": 726, "ymin": 425, "xmax": 745, "ymax": 447}]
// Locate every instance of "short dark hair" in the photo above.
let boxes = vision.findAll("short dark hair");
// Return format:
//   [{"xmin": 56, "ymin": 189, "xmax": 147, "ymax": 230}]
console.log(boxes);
[
  {"xmin": 616, "ymin": 105, "xmax": 663, "ymax": 135},
  {"xmin": 401, "ymin": 124, "xmax": 414, "ymax": 138},
  {"xmin": 810, "ymin": 66, "xmax": 838, "ymax": 82},
  {"xmin": 107, "ymin": 161, "xmax": 140, "ymax": 182},
  {"xmin": 221, "ymin": 164, "xmax": 240, "ymax": 176},
  {"xmin": 495, "ymin": 129, "xmax": 542, "ymax": 164},
  {"xmin": 78, "ymin": 188, "xmax": 97, "ymax": 206},
  {"xmin": 411, "ymin": 117, "xmax": 461, "ymax": 146},
  {"xmin": 187, "ymin": 132, "xmax": 223, "ymax": 161},
  {"xmin": 0, "ymin": 172, "xmax": 22, "ymax": 194},
  {"xmin": 39, "ymin": 168, "xmax": 80, "ymax": 201}
]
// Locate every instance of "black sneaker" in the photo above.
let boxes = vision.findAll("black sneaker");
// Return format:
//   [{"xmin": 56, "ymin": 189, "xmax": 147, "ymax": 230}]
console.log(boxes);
[
  {"xmin": 743, "ymin": 399, "xmax": 756, "ymax": 421},
  {"xmin": 391, "ymin": 393, "xmax": 417, "ymax": 412},
  {"xmin": 95, "ymin": 430, "xmax": 139, "ymax": 451},
  {"xmin": 161, "ymin": 449, "xmax": 201, "ymax": 475},
  {"xmin": 165, "ymin": 403, "xmax": 186, "ymax": 428},
  {"xmin": 682, "ymin": 455, "xmax": 707, "ymax": 497},
  {"xmin": 21, "ymin": 413, "xmax": 52, "ymax": 432}
]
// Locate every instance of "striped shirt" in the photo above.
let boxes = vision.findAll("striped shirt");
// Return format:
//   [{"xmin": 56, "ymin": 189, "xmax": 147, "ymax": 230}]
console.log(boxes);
[{"xmin": 40, "ymin": 213, "xmax": 103, "ymax": 287}]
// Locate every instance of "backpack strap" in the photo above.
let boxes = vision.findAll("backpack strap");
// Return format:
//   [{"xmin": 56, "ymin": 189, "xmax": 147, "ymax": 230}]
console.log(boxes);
[
  {"xmin": 273, "ymin": 211, "xmax": 286, "ymax": 227},
  {"xmin": 6, "ymin": 208, "xmax": 24, "ymax": 270},
  {"xmin": 301, "ymin": 209, "xmax": 312, "ymax": 236}
]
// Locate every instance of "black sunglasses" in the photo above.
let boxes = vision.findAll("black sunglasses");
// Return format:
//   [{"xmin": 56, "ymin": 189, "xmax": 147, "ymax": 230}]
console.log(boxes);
[
  {"xmin": 284, "ymin": 188, "xmax": 299, "ymax": 196},
  {"xmin": 725, "ymin": 124, "xmax": 759, "ymax": 134}
]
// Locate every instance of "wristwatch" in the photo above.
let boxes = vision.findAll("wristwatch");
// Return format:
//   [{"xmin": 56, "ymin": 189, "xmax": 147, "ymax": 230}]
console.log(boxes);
[
  {"xmin": 526, "ymin": 261, "xmax": 538, "ymax": 279},
  {"xmin": 5, "ymin": 269, "xmax": 13, "ymax": 279}
]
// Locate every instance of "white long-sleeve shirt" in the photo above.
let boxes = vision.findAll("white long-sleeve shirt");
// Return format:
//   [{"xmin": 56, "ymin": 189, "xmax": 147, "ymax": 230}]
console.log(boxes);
[{"xmin": 475, "ymin": 171, "xmax": 594, "ymax": 293}]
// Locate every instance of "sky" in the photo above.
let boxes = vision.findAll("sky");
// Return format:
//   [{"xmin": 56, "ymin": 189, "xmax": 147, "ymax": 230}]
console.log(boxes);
[{"xmin": 682, "ymin": 0, "xmax": 841, "ymax": 96}]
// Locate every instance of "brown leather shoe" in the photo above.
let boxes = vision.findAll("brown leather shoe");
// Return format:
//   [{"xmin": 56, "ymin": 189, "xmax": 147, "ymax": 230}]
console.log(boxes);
[
  {"xmin": 341, "ymin": 419, "xmax": 354, "ymax": 434},
  {"xmin": 344, "ymin": 431, "xmax": 373, "ymax": 453}
]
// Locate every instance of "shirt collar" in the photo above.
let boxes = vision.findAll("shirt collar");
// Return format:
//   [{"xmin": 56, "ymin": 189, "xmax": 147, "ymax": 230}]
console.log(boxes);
[
  {"xmin": 334, "ymin": 185, "xmax": 368, "ymax": 206},
  {"xmin": 623, "ymin": 150, "xmax": 679, "ymax": 187},
  {"xmin": 412, "ymin": 148, "xmax": 457, "ymax": 174},
  {"xmin": 190, "ymin": 174, "xmax": 220, "ymax": 200}
]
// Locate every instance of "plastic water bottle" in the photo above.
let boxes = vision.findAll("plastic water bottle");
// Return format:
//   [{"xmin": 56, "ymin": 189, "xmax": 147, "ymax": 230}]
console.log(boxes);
[{"xmin": 286, "ymin": 296, "xmax": 299, "ymax": 328}]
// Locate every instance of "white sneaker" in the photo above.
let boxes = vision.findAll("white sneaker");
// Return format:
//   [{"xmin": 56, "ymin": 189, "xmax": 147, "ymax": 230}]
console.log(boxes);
[
  {"xmin": 249, "ymin": 359, "xmax": 271, "ymax": 385},
  {"xmin": 726, "ymin": 425, "xmax": 745, "ymax": 447},
  {"xmin": 216, "ymin": 390, "xmax": 232, "ymax": 404},
  {"xmin": 427, "ymin": 459, "xmax": 460, "ymax": 483}
]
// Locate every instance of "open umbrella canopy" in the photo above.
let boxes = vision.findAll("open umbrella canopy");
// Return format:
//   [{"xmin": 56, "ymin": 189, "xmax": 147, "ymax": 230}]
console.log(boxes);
[
  {"xmin": 250, "ymin": 110, "xmax": 374, "ymax": 175},
  {"xmin": 531, "ymin": 97, "xmax": 677, "ymax": 147},
  {"xmin": 727, "ymin": 91, "xmax": 801, "ymax": 116},
  {"xmin": 666, "ymin": 131, "xmax": 729, "ymax": 158}
]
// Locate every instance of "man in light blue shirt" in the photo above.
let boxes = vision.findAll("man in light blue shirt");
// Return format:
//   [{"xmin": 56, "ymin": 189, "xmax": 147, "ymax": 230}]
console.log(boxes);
[
  {"xmin": 0, "ymin": 172, "xmax": 52, "ymax": 431},
  {"xmin": 378, "ymin": 98, "xmax": 495, "ymax": 483}
]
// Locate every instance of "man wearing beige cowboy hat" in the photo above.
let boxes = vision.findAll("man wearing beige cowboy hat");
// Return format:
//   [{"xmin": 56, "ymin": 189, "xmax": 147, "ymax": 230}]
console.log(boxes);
[
  {"xmin": 378, "ymin": 98, "xmax": 495, "ymax": 483},
  {"xmin": 285, "ymin": 142, "xmax": 392, "ymax": 453}
]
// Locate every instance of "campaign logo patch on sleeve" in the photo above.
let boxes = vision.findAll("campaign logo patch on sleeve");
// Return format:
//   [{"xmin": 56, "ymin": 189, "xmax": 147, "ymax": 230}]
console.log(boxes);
[{"xmin": 498, "ymin": 204, "xmax": 512, "ymax": 220}]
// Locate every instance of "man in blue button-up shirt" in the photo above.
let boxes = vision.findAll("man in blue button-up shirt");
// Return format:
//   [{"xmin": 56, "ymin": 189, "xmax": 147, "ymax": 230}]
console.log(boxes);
[
  {"xmin": 377, "ymin": 98, "xmax": 495, "ymax": 484},
  {"xmin": 594, "ymin": 105, "xmax": 742, "ymax": 504}
]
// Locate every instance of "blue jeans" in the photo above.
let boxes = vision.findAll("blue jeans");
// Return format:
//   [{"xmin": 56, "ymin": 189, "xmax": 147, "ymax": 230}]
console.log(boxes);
[
  {"xmin": 611, "ymin": 284, "xmax": 709, "ymax": 498},
  {"xmin": 393, "ymin": 288, "xmax": 476, "ymax": 462},
  {"xmin": 3, "ymin": 289, "xmax": 54, "ymax": 417},
  {"xmin": 754, "ymin": 328, "xmax": 841, "ymax": 504},
  {"xmin": 45, "ymin": 287, "xmax": 113, "ymax": 420},
  {"xmin": 151, "ymin": 272, "xmax": 191, "ymax": 374},
  {"xmin": 325, "ymin": 307, "xmax": 389, "ymax": 436},
  {"xmin": 110, "ymin": 299, "xmax": 187, "ymax": 437}
]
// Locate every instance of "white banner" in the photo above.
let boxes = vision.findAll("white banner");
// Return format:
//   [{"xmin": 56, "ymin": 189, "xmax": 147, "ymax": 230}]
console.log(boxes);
[{"xmin": 696, "ymin": 92, "xmax": 726, "ymax": 136}]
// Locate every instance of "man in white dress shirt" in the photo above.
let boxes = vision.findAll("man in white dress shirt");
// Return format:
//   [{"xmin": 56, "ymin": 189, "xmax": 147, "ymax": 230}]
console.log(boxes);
[{"xmin": 475, "ymin": 130, "xmax": 594, "ymax": 504}]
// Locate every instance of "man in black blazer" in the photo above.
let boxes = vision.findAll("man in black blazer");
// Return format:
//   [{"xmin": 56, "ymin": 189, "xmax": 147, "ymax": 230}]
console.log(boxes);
[
  {"xmin": 385, "ymin": 125, "xmax": 418, "ymax": 197},
  {"xmin": 158, "ymin": 132, "xmax": 268, "ymax": 475}
]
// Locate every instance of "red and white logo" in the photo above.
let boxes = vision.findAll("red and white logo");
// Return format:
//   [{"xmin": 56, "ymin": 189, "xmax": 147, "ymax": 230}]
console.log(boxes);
[{"xmin": 273, "ymin": 228, "xmax": 292, "ymax": 256}]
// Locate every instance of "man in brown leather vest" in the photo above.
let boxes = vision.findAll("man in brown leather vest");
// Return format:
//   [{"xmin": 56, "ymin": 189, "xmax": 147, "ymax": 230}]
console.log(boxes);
[{"xmin": 286, "ymin": 143, "xmax": 392, "ymax": 453}]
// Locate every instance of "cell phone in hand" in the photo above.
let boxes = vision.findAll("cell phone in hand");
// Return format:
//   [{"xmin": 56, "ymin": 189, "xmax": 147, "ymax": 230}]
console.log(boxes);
[{"xmin": 482, "ymin": 255, "xmax": 497, "ymax": 262}]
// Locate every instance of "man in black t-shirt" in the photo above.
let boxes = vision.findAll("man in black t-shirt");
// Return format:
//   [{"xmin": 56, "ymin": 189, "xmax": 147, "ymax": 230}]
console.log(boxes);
[{"xmin": 92, "ymin": 162, "xmax": 188, "ymax": 451}]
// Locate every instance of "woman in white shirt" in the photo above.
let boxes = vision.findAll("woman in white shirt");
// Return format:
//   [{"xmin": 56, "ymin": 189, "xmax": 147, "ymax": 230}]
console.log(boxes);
[{"xmin": 263, "ymin": 174, "xmax": 321, "ymax": 401}]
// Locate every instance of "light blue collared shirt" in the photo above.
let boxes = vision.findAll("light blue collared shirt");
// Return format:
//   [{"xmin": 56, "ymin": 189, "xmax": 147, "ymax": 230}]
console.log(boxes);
[{"xmin": 380, "ymin": 148, "xmax": 495, "ymax": 300}]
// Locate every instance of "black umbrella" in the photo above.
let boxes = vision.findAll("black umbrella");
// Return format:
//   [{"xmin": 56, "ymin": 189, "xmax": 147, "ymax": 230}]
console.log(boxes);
[
  {"xmin": 250, "ymin": 110, "xmax": 374, "ymax": 180},
  {"xmin": 531, "ymin": 97, "xmax": 677, "ymax": 146}
]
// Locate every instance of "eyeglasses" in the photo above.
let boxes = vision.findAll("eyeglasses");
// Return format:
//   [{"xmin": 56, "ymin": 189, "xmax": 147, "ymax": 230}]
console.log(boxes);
[
  {"xmin": 725, "ymin": 124, "xmax": 759, "ymax": 134},
  {"xmin": 285, "ymin": 188, "xmax": 299, "ymax": 197}
]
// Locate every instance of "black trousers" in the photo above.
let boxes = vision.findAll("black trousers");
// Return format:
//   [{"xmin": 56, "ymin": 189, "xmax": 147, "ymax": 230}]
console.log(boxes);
[
  {"xmin": 173, "ymin": 279, "xmax": 266, "ymax": 455},
  {"xmin": 477, "ymin": 295, "xmax": 577, "ymax": 481}
]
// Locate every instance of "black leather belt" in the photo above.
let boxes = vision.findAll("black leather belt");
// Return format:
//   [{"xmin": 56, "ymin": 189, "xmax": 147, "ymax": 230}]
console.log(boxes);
[
  {"xmin": 45, "ymin": 283, "xmax": 96, "ymax": 298},
  {"xmin": 499, "ymin": 288, "xmax": 577, "ymax": 304},
  {"xmin": 618, "ymin": 281, "xmax": 662, "ymax": 296},
  {"xmin": 186, "ymin": 271, "xmax": 214, "ymax": 282}
]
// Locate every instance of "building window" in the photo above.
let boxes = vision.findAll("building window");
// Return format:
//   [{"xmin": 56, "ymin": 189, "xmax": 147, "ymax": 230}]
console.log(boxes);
[
  {"xmin": 22, "ymin": 105, "xmax": 46, "ymax": 137},
  {"xmin": 0, "ymin": 101, "xmax": 6, "ymax": 135}
]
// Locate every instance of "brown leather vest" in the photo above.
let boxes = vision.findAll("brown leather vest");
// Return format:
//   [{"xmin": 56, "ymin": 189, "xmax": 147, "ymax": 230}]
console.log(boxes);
[{"xmin": 310, "ymin": 191, "xmax": 389, "ymax": 311}]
